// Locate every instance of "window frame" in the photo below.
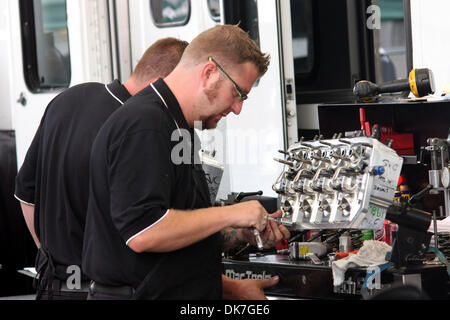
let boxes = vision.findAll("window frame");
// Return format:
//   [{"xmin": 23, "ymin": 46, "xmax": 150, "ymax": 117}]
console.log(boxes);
[
  {"xmin": 222, "ymin": 0, "xmax": 261, "ymax": 88},
  {"xmin": 150, "ymin": 0, "xmax": 191, "ymax": 28},
  {"xmin": 207, "ymin": 0, "xmax": 221, "ymax": 22},
  {"xmin": 293, "ymin": 0, "xmax": 413, "ymax": 104},
  {"xmin": 292, "ymin": 0, "xmax": 378, "ymax": 104},
  {"xmin": 19, "ymin": 0, "xmax": 71, "ymax": 93},
  {"xmin": 403, "ymin": 0, "xmax": 413, "ymax": 81},
  {"xmin": 372, "ymin": 0, "xmax": 413, "ymax": 95},
  {"xmin": 290, "ymin": 0, "xmax": 316, "ymax": 80},
  {"xmin": 223, "ymin": 0, "xmax": 261, "ymax": 47}
]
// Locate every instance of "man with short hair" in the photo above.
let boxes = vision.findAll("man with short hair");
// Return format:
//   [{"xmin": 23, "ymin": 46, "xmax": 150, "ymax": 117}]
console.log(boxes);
[
  {"xmin": 83, "ymin": 25, "xmax": 290, "ymax": 300},
  {"xmin": 15, "ymin": 37, "xmax": 189, "ymax": 300}
]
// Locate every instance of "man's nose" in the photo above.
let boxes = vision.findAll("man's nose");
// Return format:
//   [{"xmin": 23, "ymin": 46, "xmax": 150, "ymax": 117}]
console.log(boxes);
[{"xmin": 230, "ymin": 100, "xmax": 243, "ymax": 115}]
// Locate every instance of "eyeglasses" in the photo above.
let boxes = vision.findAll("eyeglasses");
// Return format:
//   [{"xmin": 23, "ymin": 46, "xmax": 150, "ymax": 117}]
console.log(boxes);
[{"xmin": 208, "ymin": 56, "xmax": 248, "ymax": 101}]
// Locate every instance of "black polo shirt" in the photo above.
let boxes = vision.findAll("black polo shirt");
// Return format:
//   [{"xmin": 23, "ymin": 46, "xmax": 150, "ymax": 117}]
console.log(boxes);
[
  {"xmin": 15, "ymin": 80, "xmax": 130, "ymax": 278},
  {"xmin": 82, "ymin": 78, "xmax": 222, "ymax": 299}
]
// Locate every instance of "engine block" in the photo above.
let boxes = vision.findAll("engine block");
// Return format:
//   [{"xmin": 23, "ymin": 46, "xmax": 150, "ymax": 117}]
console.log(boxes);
[{"xmin": 272, "ymin": 137, "xmax": 403, "ymax": 230}]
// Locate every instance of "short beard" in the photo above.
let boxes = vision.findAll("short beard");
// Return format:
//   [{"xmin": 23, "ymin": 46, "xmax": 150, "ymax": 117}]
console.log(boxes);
[
  {"xmin": 205, "ymin": 77, "xmax": 223, "ymax": 103},
  {"xmin": 204, "ymin": 117, "xmax": 219, "ymax": 129},
  {"xmin": 201, "ymin": 78, "xmax": 224, "ymax": 129}
]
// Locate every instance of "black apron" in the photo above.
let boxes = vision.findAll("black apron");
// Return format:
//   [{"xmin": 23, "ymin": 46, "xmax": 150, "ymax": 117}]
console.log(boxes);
[
  {"xmin": 34, "ymin": 247, "xmax": 67, "ymax": 299},
  {"xmin": 34, "ymin": 246, "xmax": 56, "ymax": 299},
  {"xmin": 34, "ymin": 247, "xmax": 89, "ymax": 299}
]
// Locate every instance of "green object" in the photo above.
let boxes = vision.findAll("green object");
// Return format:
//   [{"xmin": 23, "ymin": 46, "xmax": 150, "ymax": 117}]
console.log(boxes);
[
  {"xmin": 370, "ymin": 205, "xmax": 386, "ymax": 218},
  {"xmin": 41, "ymin": 0, "xmax": 68, "ymax": 31},
  {"xmin": 378, "ymin": 0, "xmax": 404, "ymax": 21},
  {"xmin": 161, "ymin": 0, "xmax": 189, "ymax": 23},
  {"xmin": 361, "ymin": 230, "xmax": 374, "ymax": 241}
]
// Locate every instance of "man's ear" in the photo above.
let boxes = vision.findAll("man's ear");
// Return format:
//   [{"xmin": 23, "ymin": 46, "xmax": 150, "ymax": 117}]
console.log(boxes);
[{"xmin": 200, "ymin": 61, "xmax": 217, "ymax": 88}]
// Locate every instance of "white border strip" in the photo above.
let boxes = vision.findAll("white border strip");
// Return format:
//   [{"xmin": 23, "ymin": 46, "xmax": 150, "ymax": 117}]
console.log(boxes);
[
  {"xmin": 149, "ymin": 83, "xmax": 182, "ymax": 135},
  {"xmin": 14, "ymin": 194, "xmax": 35, "ymax": 206},
  {"xmin": 125, "ymin": 209, "xmax": 170, "ymax": 246},
  {"xmin": 105, "ymin": 84, "xmax": 125, "ymax": 105}
]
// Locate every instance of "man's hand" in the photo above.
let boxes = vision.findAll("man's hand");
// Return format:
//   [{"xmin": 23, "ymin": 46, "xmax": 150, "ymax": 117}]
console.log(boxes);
[
  {"xmin": 222, "ymin": 275, "xmax": 279, "ymax": 300},
  {"xmin": 239, "ymin": 210, "xmax": 291, "ymax": 248},
  {"xmin": 228, "ymin": 200, "xmax": 268, "ymax": 231}
]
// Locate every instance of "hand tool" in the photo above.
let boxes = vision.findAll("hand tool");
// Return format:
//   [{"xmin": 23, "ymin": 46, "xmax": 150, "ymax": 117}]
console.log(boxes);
[{"xmin": 353, "ymin": 68, "xmax": 435, "ymax": 100}]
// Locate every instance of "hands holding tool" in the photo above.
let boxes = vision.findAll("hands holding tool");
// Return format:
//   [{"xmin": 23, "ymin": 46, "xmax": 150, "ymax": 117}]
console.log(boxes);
[
  {"xmin": 219, "ymin": 201, "xmax": 290, "ymax": 252},
  {"xmin": 239, "ymin": 209, "xmax": 291, "ymax": 249}
]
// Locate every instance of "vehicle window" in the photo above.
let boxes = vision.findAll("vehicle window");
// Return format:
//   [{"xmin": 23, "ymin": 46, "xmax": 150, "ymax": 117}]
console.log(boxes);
[
  {"xmin": 150, "ymin": 0, "xmax": 190, "ymax": 27},
  {"xmin": 290, "ymin": 0, "xmax": 315, "ymax": 76},
  {"xmin": 223, "ymin": 0, "xmax": 260, "ymax": 47},
  {"xmin": 240, "ymin": 0, "xmax": 260, "ymax": 47},
  {"xmin": 222, "ymin": 0, "xmax": 261, "ymax": 87},
  {"xmin": 376, "ymin": 0, "xmax": 408, "ymax": 82},
  {"xmin": 293, "ymin": 1, "xmax": 380, "ymax": 103},
  {"xmin": 20, "ymin": 0, "xmax": 71, "ymax": 92},
  {"xmin": 207, "ymin": 0, "xmax": 220, "ymax": 22}
]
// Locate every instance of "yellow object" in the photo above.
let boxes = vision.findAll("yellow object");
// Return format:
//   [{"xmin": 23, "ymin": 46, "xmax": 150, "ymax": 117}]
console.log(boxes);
[
  {"xmin": 441, "ymin": 83, "xmax": 450, "ymax": 95},
  {"xmin": 409, "ymin": 69, "xmax": 419, "ymax": 97},
  {"xmin": 299, "ymin": 246, "xmax": 309, "ymax": 255}
]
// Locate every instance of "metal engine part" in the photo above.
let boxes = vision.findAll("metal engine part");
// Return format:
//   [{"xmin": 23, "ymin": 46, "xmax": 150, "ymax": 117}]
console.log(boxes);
[
  {"xmin": 289, "ymin": 242, "xmax": 328, "ymax": 259},
  {"xmin": 272, "ymin": 137, "xmax": 403, "ymax": 231}
]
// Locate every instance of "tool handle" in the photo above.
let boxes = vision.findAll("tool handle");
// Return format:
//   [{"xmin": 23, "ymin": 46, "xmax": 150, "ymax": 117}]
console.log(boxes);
[
  {"xmin": 266, "ymin": 216, "xmax": 295, "ymax": 227},
  {"xmin": 253, "ymin": 228, "xmax": 264, "ymax": 251},
  {"xmin": 378, "ymin": 79, "xmax": 410, "ymax": 94},
  {"xmin": 235, "ymin": 190, "xmax": 263, "ymax": 202},
  {"xmin": 359, "ymin": 107, "xmax": 366, "ymax": 130},
  {"xmin": 353, "ymin": 81, "xmax": 379, "ymax": 99}
]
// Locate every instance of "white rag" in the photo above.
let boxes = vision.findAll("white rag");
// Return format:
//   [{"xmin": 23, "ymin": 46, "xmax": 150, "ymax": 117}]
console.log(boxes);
[
  {"xmin": 331, "ymin": 240, "xmax": 392, "ymax": 286},
  {"xmin": 428, "ymin": 216, "xmax": 450, "ymax": 233}
]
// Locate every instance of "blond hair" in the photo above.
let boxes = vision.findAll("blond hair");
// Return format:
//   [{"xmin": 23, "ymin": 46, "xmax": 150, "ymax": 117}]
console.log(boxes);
[{"xmin": 180, "ymin": 25, "xmax": 270, "ymax": 77}]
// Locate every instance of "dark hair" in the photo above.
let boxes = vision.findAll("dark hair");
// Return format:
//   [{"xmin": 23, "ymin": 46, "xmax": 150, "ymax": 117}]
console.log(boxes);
[{"xmin": 132, "ymin": 37, "xmax": 189, "ymax": 83}]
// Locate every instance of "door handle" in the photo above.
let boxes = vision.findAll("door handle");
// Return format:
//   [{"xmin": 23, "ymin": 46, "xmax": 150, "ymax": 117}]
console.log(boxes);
[{"xmin": 17, "ymin": 92, "xmax": 27, "ymax": 106}]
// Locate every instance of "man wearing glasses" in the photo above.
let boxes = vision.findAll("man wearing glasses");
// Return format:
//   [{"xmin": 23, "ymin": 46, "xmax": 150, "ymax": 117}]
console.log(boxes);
[
  {"xmin": 83, "ymin": 25, "xmax": 290, "ymax": 300},
  {"xmin": 209, "ymin": 56, "xmax": 249, "ymax": 101}
]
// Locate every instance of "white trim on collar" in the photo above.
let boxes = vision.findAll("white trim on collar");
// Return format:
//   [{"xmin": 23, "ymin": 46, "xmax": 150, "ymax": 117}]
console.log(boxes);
[
  {"xmin": 105, "ymin": 83, "xmax": 125, "ymax": 105},
  {"xmin": 150, "ymin": 83, "xmax": 182, "ymax": 135}
]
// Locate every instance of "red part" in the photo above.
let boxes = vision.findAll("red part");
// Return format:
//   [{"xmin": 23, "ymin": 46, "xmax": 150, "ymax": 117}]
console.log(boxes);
[
  {"xmin": 276, "ymin": 240, "xmax": 289, "ymax": 250},
  {"xmin": 364, "ymin": 121, "xmax": 372, "ymax": 137},
  {"xmin": 335, "ymin": 250, "xmax": 359, "ymax": 260},
  {"xmin": 381, "ymin": 132, "xmax": 414, "ymax": 155},
  {"xmin": 397, "ymin": 174, "xmax": 406, "ymax": 186},
  {"xmin": 359, "ymin": 108, "xmax": 366, "ymax": 130}
]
